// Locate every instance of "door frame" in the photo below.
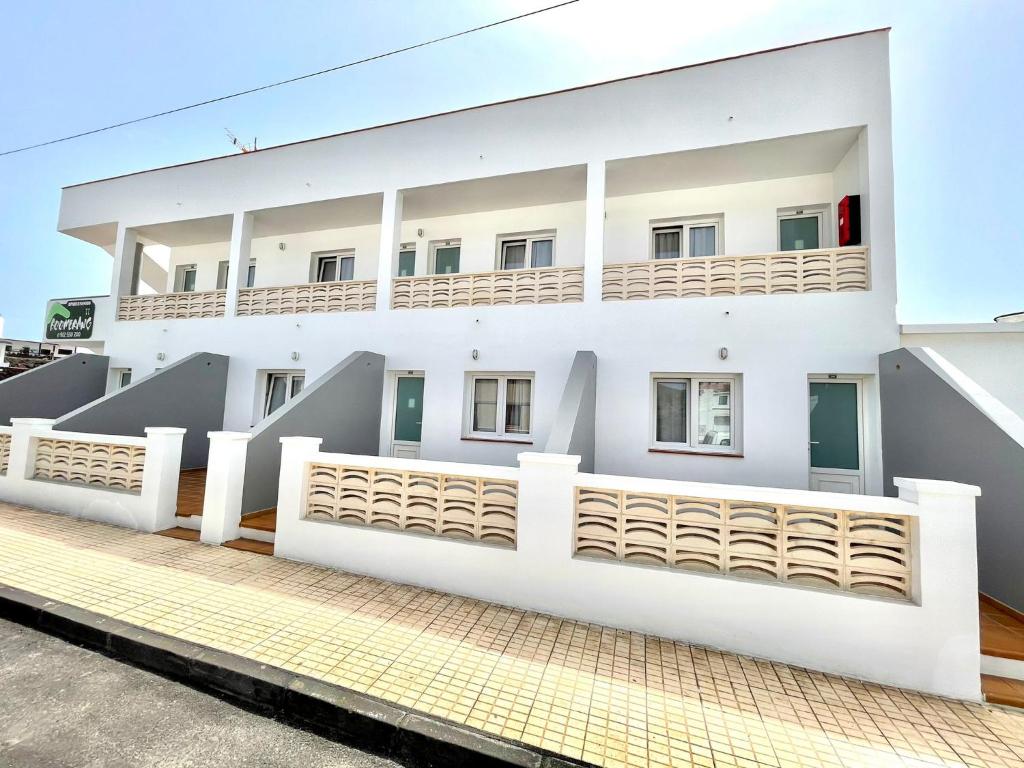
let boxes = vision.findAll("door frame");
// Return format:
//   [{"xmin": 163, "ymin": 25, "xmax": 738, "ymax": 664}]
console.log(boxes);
[
  {"xmin": 384, "ymin": 370, "xmax": 425, "ymax": 458},
  {"xmin": 807, "ymin": 375, "xmax": 865, "ymax": 493}
]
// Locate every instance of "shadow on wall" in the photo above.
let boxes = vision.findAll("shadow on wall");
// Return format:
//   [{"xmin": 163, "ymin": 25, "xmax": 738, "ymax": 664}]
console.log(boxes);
[
  {"xmin": 544, "ymin": 350, "xmax": 596, "ymax": 473},
  {"xmin": 0, "ymin": 353, "xmax": 109, "ymax": 426},
  {"xmin": 880, "ymin": 347, "xmax": 1024, "ymax": 612},
  {"xmin": 241, "ymin": 351, "xmax": 385, "ymax": 514},
  {"xmin": 54, "ymin": 353, "xmax": 229, "ymax": 469}
]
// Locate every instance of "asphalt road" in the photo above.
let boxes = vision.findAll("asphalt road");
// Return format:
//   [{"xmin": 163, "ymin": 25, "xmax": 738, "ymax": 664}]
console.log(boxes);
[{"xmin": 0, "ymin": 618, "xmax": 399, "ymax": 768}]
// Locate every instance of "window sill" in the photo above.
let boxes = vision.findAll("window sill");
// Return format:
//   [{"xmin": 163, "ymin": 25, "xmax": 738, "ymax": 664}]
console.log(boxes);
[
  {"xmin": 649, "ymin": 447, "xmax": 743, "ymax": 458},
  {"xmin": 462, "ymin": 436, "xmax": 534, "ymax": 446}
]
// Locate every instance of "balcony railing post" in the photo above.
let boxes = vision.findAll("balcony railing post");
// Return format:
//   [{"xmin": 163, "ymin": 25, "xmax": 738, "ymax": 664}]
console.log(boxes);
[{"xmin": 377, "ymin": 188, "xmax": 403, "ymax": 311}]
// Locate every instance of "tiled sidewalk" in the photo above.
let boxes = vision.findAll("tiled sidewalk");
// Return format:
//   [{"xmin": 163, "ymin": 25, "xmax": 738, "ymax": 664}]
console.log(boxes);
[{"xmin": 0, "ymin": 504, "xmax": 1022, "ymax": 768}]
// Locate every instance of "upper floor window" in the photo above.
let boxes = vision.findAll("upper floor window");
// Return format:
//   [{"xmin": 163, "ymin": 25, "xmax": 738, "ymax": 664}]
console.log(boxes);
[
  {"xmin": 313, "ymin": 251, "xmax": 354, "ymax": 283},
  {"xmin": 216, "ymin": 260, "xmax": 230, "ymax": 290},
  {"xmin": 246, "ymin": 259, "xmax": 256, "ymax": 288},
  {"xmin": 465, "ymin": 373, "xmax": 534, "ymax": 440},
  {"xmin": 778, "ymin": 206, "xmax": 828, "ymax": 251},
  {"xmin": 429, "ymin": 239, "xmax": 461, "ymax": 275},
  {"xmin": 651, "ymin": 216, "xmax": 721, "ymax": 260},
  {"xmin": 498, "ymin": 232, "xmax": 555, "ymax": 270},
  {"xmin": 262, "ymin": 371, "xmax": 305, "ymax": 419},
  {"xmin": 174, "ymin": 264, "xmax": 198, "ymax": 292},
  {"xmin": 397, "ymin": 244, "xmax": 416, "ymax": 277},
  {"xmin": 651, "ymin": 373, "xmax": 740, "ymax": 453}
]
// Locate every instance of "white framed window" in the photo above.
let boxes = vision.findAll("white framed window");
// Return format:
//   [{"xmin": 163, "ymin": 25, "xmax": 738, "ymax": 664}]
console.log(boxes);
[
  {"xmin": 651, "ymin": 374, "xmax": 740, "ymax": 453},
  {"xmin": 216, "ymin": 260, "xmax": 230, "ymax": 290},
  {"xmin": 429, "ymin": 239, "xmax": 461, "ymax": 275},
  {"xmin": 497, "ymin": 232, "xmax": 555, "ymax": 270},
  {"xmin": 174, "ymin": 264, "xmax": 198, "ymax": 292},
  {"xmin": 397, "ymin": 244, "xmax": 416, "ymax": 277},
  {"xmin": 778, "ymin": 205, "xmax": 829, "ymax": 251},
  {"xmin": 246, "ymin": 259, "xmax": 257, "ymax": 288},
  {"xmin": 261, "ymin": 371, "xmax": 305, "ymax": 419},
  {"xmin": 650, "ymin": 216, "xmax": 722, "ymax": 260},
  {"xmin": 464, "ymin": 373, "xmax": 534, "ymax": 440},
  {"xmin": 114, "ymin": 369, "xmax": 132, "ymax": 389},
  {"xmin": 311, "ymin": 250, "xmax": 355, "ymax": 283}
]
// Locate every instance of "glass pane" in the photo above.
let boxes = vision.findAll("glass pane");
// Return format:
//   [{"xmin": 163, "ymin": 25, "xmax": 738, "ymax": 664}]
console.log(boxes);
[
  {"xmin": 809, "ymin": 382, "xmax": 860, "ymax": 470},
  {"xmin": 504, "ymin": 378, "xmax": 532, "ymax": 434},
  {"xmin": 398, "ymin": 250, "xmax": 416, "ymax": 277},
  {"xmin": 265, "ymin": 375, "xmax": 287, "ymax": 416},
  {"xmin": 655, "ymin": 381, "xmax": 687, "ymax": 443},
  {"xmin": 653, "ymin": 230, "xmax": 681, "ymax": 260},
  {"xmin": 182, "ymin": 269, "xmax": 196, "ymax": 292},
  {"xmin": 472, "ymin": 378, "xmax": 498, "ymax": 433},
  {"xmin": 697, "ymin": 381, "xmax": 732, "ymax": 446},
  {"xmin": 394, "ymin": 376, "xmax": 424, "ymax": 442},
  {"xmin": 119, "ymin": 371, "xmax": 132, "ymax": 388},
  {"xmin": 502, "ymin": 241, "xmax": 527, "ymax": 270},
  {"xmin": 318, "ymin": 257, "xmax": 337, "ymax": 282},
  {"xmin": 689, "ymin": 226, "xmax": 717, "ymax": 258},
  {"xmin": 434, "ymin": 246, "xmax": 460, "ymax": 274},
  {"xmin": 530, "ymin": 239, "xmax": 553, "ymax": 268},
  {"xmin": 338, "ymin": 257, "xmax": 355, "ymax": 281},
  {"xmin": 217, "ymin": 261, "xmax": 229, "ymax": 290},
  {"xmin": 290, "ymin": 376, "xmax": 304, "ymax": 398},
  {"xmin": 780, "ymin": 216, "xmax": 820, "ymax": 251},
  {"xmin": 246, "ymin": 264, "xmax": 256, "ymax": 288}
]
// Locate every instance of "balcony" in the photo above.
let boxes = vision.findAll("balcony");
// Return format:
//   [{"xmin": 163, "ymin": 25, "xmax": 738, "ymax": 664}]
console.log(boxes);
[
  {"xmin": 236, "ymin": 280, "xmax": 376, "ymax": 316},
  {"xmin": 391, "ymin": 265, "xmax": 583, "ymax": 309},
  {"xmin": 117, "ymin": 289, "xmax": 227, "ymax": 321},
  {"xmin": 602, "ymin": 246, "xmax": 869, "ymax": 301}
]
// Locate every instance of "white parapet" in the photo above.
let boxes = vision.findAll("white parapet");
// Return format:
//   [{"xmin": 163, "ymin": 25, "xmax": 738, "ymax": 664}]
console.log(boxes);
[
  {"xmin": 199, "ymin": 431, "xmax": 252, "ymax": 545},
  {"xmin": 0, "ymin": 419, "xmax": 185, "ymax": 533}
]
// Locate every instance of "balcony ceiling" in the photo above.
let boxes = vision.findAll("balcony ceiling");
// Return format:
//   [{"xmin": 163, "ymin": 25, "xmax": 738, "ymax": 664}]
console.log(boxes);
[
  {"xmin": 135, "ymin": 214, "xmax": 234, "ymax": 247},
  {"xmin": 251, "ymin": 193, "xmax": 384, "ymax": 238},
  {"xmin": 606, "ymin": 127, "xmax": 862, "ymax": 198}
]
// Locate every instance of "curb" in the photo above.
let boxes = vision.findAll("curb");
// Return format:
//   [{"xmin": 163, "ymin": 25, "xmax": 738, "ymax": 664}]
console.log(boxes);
[{"xmin": 0, "ymin": 585, "xmax": 594, "ymax": 768}]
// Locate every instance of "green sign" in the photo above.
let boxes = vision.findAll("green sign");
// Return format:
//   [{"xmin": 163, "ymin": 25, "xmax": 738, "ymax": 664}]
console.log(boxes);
[{"xmin": 45, "ymin": 299, "xmax": 95, "ymax": 340}]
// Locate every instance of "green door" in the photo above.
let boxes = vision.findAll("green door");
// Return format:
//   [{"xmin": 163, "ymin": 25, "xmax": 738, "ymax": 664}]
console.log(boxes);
[
  {"xmin": 809, "ymin": 382, "xmax": 860, "ymax": 471},
  {"xmin": 393, "ymin": 376, "xmax": 424, "ymax": 443},
  {"xmin": 780, "ymin": 215, "xmax": 820, "ymax": 251},
  {"xmin": 433, "ymin": 246, "xmax": 460, "ymax": 275}
]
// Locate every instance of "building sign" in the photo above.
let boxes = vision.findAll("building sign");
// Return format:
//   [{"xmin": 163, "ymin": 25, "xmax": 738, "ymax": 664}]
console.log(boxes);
[{"xmin": 44, "ymin": 299, "xmax": 95, "ymax": 340}]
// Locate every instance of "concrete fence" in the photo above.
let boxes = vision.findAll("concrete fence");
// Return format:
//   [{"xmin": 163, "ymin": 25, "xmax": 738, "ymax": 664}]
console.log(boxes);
[
  {"xmin": 254, "ymin": 441, "xmax": 981, "ymax": 701},
  {"xmin": 0, "ymin": 418, "xmax": 184, "ymax": 532}
]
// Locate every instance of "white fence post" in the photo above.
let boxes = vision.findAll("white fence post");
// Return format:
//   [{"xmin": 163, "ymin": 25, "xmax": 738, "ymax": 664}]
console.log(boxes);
[
  {"xmin": 895, "ymin": 476, "xmax": 982, "ymax": 699},
  {"xmin": 517, "ymin": 452, "xmax": 580, "ymax": 584},
  {"xmin": 7, "ymin": 418, "xmax": 56, "ymax": 480},
  {"xmin": 139, "ymin": 427, "xmax": 186, "ymax": 533},
  {"xmin": 273, "ymin": 436, "xmax": 323, "ymax": 557},
  {"xmin": 200, "ymin": 431, "xmax": 252, "ymax": 545}
]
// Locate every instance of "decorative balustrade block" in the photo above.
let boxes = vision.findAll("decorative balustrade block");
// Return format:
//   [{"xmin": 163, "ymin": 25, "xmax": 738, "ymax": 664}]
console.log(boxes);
[
  {"xmin": 236, "ymin": 281, "xmax": 377, "ymax": 316},
  {"xmin": 602, "ymin": 247, "xmax": 869, "ymax": 301},
  {"xmin": 305, "ymin": 462, "xmax": 517, "ymax": 547},
  {"xmin": 0, "ymin": 432, "xmax": 10, "ymax": 475},
  {"xmin": 117, "ymin": 290, "xmax": 226, "ymax": 321},
  {"xmin": 574, "ymin": 486, "xmax": 912, "ymax": 600},
  {"xmin": 32, "ymin": 437, "xmax": 146, "ymax": 493},
  {"xmin": 392, "ymin": 267, "xmax": 584, "ymax": 309}
]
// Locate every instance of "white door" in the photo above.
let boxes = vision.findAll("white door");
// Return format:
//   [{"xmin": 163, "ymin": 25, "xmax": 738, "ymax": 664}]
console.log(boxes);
[
  {"xmin": 808, "ymin": 378, "xmax": 864, "ymax": 494},
  {"xmin": 390, "ymin": 375, "xmax": 424, "ymax": 459}
]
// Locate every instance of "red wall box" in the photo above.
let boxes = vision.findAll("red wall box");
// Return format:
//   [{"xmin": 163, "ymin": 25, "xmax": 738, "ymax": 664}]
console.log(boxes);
[{"xmin": 838, "ymin": 194, "xmax": 861, "ymax": 246}]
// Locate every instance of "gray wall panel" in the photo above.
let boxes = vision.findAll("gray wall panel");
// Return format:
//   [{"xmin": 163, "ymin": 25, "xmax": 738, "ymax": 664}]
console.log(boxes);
[{"xmin": 0, "ymin": 354, "xmax": 109, "ymax": 426}]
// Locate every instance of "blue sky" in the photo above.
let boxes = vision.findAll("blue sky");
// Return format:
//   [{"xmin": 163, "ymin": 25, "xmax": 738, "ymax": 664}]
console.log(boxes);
[{"xmin": 1, "ymin": 0, "xmax": 1021, "ymax": 339}]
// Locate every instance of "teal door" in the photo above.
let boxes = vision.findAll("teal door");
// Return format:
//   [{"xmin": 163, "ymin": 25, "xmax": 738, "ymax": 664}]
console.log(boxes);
[
  {"xmin": 809, "ymin": 380, "xmax": 863, "ymax": 493},
  {"xmin": 780, "ymin": 215, "xmax": 821, "ymax": 251},
  {"xmin": 392, "ymin": 376, "xmax": 424, "ymax": 457},
  {"xmin": 433, "ymin": 246, "xmax": 460, "ymax": 275}
]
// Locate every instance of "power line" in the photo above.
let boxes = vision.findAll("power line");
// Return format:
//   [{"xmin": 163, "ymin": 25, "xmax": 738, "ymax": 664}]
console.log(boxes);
[{"xmin": 0, "ymin": 0, "xmax": 580, "ymax": 158}]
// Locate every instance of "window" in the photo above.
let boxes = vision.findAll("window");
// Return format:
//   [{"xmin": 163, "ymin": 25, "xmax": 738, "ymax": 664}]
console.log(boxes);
[
  {"xmin": 216, "ymin": 260, "xmax": 230, "ymax": 290},
  {"xmin": 778, "ymin": 206, "xmax": 827, "ymax": 251},
  {"xmin": 262, "ymin": 371, "xmax": 305, "ymax": 418},
  {"xmin": 651, "ymin": 374, "xmax": 740, "ymax": 452},
  {"xmin": 397, "ymin": 244, "xmax": 416, "ymax": 277},
  {"xmin": 466, "ymin": 373, "xmax": 534, "ymax": 439},
  {"xmin": 651, "ymin": 217, "xmax": 721, "ymax": 260},
  {"xmin": 174, "ymin": 264, "xmax": 198, "ymax": 292},
  {"xmin": 498, "ymin": 233, "xmax": 555, "ymax": 270},
  {"xmin": 429, "ymin": 240, "xmax": 461, "ymax": 275},
  {"xmin": 246, "ymin": 260, "xmax": 256, "ymax": 288},
  {"xmin": 312, "ymin": 251, "xmax": 355, "ymax": 283},
  {"xmin": 115, "ymin": 369, "xmax": 132, "ymax": 389}
]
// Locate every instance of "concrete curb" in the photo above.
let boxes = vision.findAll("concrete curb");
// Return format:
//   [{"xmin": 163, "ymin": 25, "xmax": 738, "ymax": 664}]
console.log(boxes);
[{"xmin": 0, "ymin": 585, "xmax": 594, "ymax": 768}]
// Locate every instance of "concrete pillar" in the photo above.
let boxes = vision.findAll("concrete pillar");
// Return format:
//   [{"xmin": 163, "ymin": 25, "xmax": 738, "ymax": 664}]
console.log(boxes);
[
  {"xmin": 583, "ymin": 160, "xmax": 607, "ymax": 304},
  {"xmin": 109, "ymin": 224, "xmax": 138, "ymax": 327},
  {"xmin": 273, "ymin": 436, "xmax": 323, "ymax": 557},
  {"xmin": 516, "ymin": 452, "xmax": 580, "ymax": 585},
  {"xmin": 225, "ymin": 211, "xmax": 254, "ymax": 317},
  {"xmin": 375, "ymin": 189, "xmax": 404, "ymax": 312},
  {"xmin": 140, "ymin": 427, "xmax": 186, "ymax": 532},
  {"xmin": 200, "ymin": 431, "xmax": 252, "ymax": 544},
  {"xmin": 6, "ymin": 418, "xmax": 56, "ymax": 480}
]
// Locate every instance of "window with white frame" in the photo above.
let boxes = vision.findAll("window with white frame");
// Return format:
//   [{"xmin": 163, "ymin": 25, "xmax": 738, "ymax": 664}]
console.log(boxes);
[
  {"xmin": 114, "ymin": 369, "xmax": 132, "ymax": 389},
  {"xmin": 651, "ymin": 374, "xmax": 740, "ymax": 452},
  {"xmin": 778, "ymin": 206, "xmax": 828, "ymax": 251},
  {"xmin": 246, "ymin": 259, "xmax": 256, "ymax": 288},
  {"xmin": 651, "ymin": 216, "xmax": 722, "ymax": 260},
  {"xmin": 312, "ymin": 251, "xmax": 355, "ymax": 283},
  {"xmin": 216, "ymin": 260, "xmax": 230, "ymax": 290},
  {"xmin": 397, "ymin": 244, "xmax": 416, "ymax": 277},
  {"xmin": 174, "ymin": 264, "xmax": 198, "ymax": 292},
  {"xmin": 465, "ymin": 373, "xmax": 534, "ymax": 439},
  {"xmin": 429, "ymin": 239, "xmax": 461, "ymax": 275},
  {"xmin": 262, "ymin": 371, "xmax": 305, "ymax": 419},
  {"xmin": 498, "ymin": 232, "xmax": 555, "ymax": 270}
]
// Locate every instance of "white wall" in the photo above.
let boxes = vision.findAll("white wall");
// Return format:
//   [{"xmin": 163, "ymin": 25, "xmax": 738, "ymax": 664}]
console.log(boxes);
[{"xmin": 165, "ymin": 242, "xmax": 230, "ymax": 292}]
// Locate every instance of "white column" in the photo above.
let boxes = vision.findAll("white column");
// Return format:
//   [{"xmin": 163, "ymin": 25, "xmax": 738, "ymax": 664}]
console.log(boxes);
[
  {"xmin": 139, "ymin": 427, "xmax": 186, "ymax": 533},
  {"xmin": 516, "ymin": 452, "xmax": 580, "ymax": 585},
  {"xmin": 109, "ymin": 224, "xmax": 138, "ymax": 325},
  {"xmin": 895, "ymin": 476, "xmax": 982, "ymax": 701},
  {"xmin": 583, "ymin": 160, "xmax": 607, "ymax": 304},
  {"xmin": 6, "ymin": 418, "xmax": 56, "ymax": 481},
  {"xmin": 273, "ymin": 436, "xmax": 323, "ymax": 558},
  {"xmin": 375, "ymin": 189, "xmax": 404, "ymax": 312},
  {"xmin": 225, "ymin": 211, "xmax": 254, "ymax": 318},
  {"xmin": 200, "ymin": 431, "xmax": 252, "ymax": 545}
]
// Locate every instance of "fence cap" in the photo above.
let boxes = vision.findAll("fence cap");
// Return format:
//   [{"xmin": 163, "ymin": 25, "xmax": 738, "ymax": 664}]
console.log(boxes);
[
  {"xmin": 894, "ymin": 477, "xmax": 981, "ymax": 498},
  {"xmin": 9, "ymin": 418, "xmax": 57, "ymax": 426},
  {"xmin": 207, "ymin": 431, "xmax": 252, "ymax": 441},
  {"xmin": 518, "ymin": 452, "xmax": 581, "ymax": 468},
  {"xmin": 144, "ymin": 427, "xmax": 187, "ymax": 436}
]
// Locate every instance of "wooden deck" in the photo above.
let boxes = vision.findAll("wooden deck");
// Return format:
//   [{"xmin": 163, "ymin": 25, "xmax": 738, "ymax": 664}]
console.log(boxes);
[
  {"xmin": 981, "ymin": 594, "xmax": 1024, "ymax": 709},
  {"xmin": 156, "ymin": 527, "xmax": 200, "ymax": 542},
  {"xmin": 223, "ymin": 538, "xmax": 274, "ymax": 556},
  {"xmin": 240, "ymin": 508, "xmax": 276, "ymax": 533},
  {"xmin": 176, "ymin": 469, "xmax": 207, "ymax": 518}
]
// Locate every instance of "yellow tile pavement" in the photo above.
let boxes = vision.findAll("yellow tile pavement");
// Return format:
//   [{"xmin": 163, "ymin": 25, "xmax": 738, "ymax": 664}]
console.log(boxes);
[{"xmin": 0, "ymin": 503, "xmax": 1022, "ymax": 768}]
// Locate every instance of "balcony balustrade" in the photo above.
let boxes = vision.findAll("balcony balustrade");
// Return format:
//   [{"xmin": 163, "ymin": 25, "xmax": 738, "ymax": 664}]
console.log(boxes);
[{"xmin": 391, "ymin": 265, "xmax": 584, "ymax": 310}]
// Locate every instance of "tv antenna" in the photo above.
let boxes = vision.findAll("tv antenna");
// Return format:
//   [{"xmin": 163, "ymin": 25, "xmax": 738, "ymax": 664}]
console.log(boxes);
[{"xmin": 225, "ymin": 129, "xmax": 257, "ymax": 153}]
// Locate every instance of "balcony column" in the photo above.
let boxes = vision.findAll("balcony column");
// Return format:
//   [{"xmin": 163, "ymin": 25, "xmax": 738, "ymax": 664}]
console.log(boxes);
[
  {"xmin": 375, "ymin": 189, "xmax": 404, "ymax": 312},
  {"xmin": 225, "ymin": 211, "xmax": 254, "ymax": 317},
  {"xmin": 583, "ymin": 160, "xmax": 607, "ymax": 304},
  {"xmin": 110, "ymin": 223, "xmax": 138, "ymax": 299}
]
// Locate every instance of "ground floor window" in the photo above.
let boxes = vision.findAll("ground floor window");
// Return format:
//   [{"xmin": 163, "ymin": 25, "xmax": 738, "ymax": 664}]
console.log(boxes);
[
  {"xmin": 465, "ymin": 373, "xmax": 534, "ymax": 439},
  {"xmin": 114, "ymin": 369, "xmax": 132, "ymax": 389},
  {"xmin": 262, "ymin": 371, "xmax": 305, "ymax": 418},
  {"xmin": 651, "ymin": 374, "xmax": 739, "ymax": 452}
]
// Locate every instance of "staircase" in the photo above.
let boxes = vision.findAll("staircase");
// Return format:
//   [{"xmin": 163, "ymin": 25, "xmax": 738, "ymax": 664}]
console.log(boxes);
[
  {"xmin": 981, "ymin": 594, "xmax": 1024, "ymax": 708},
  {"xmin": 223, "ymin": 508, "xmax": 276, "ymax": 556}
]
